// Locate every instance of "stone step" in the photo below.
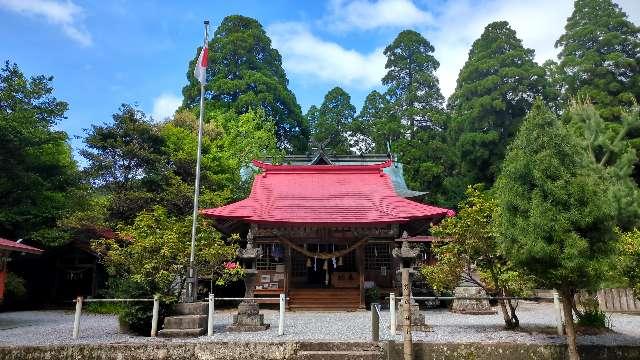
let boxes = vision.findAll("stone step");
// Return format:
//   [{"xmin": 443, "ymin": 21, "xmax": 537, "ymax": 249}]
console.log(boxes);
[
  {"xmin": 296, "ymin": 350, "xmax": 382, "ymax": 360},
  {"xmin": 172, "ymin": 302, "xmax": 209, "ymax": 315},
  {"xmin": 163, "ymin": 315, "xmax": 208, "ymax": 330},
  {"xmin": 157, "ymin": 328, "xmax": 206, "ymax": 338}
]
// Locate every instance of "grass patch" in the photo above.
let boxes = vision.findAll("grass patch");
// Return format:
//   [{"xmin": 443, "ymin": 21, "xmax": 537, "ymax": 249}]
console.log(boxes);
[{"xmin": 84, "ymin": 302, "xmax": 126, "ymax": 315}]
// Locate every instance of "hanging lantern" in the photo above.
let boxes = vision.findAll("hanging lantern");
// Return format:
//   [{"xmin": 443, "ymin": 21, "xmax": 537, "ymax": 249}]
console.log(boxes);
[
  {"xmin": 314, "ymin": 256, "xmax": 317, "ymax": 271},
  {"xmin": 306, "ymin": 258, "xmax": 311, "ymax": 267},
  {"xmin": 322, "ymin": 259, "xmax": 328, "ymax": 271},
  {"xmin": 338, "ymin": 257, "xmax": 343, "ymax": 266}
]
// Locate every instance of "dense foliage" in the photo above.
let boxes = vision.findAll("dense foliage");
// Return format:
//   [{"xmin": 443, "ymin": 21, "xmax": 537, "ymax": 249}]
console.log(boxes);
[
  {"xmin": 555, "ymin": 0, "xmax": 640, "ymax": 122},
  {"xmin": 423, "ymin": 185, "xmax": 533, "ymax": 329},
  {"xmin": 495, "ymin": 100, "xmax": 617, "ymax": 359},
  {"xmin": 448, "ymin": 21, "xmax": 546, "ymax": 196},
  {"xmin": 311, "ymin": 87, "xmax": 356, "ymax": 154},
  {"xmin": 0, "ymin": 62, "xmax": 79, "ymax": 246},
  {"xmin": 182, "ymin": 15, "xmax": 308, "ymax": 152},
  {"xmin": 618, "ymin": 229, "xmax": 640, "ymax": 299}
]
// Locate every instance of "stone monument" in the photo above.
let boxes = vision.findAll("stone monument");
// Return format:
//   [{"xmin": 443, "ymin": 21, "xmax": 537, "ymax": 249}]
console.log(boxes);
[
  {"xmin": 392, "ymin": 232, "xmax": 431, "ymax": 332},
  {"xmin": 450, "ymin": 272, "xmax": 496, "ymax": 315},
  {"xmin": 227, "ymin": 230, "xmax": 270, "ymax": 331}
]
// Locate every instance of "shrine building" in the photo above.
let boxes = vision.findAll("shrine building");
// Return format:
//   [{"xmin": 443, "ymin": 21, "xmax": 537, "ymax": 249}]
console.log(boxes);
[{"xmin": 202, "ymin": 153, "xmax": 453, "ymax": 310}]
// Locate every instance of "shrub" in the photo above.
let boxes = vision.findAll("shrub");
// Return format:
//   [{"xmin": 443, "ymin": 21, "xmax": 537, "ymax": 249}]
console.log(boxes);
[
  {"xmin": 4, "ymin": 273, "xmax": 27, "ymax": 301},
  {"xmin": 365, "ymin": 287, "xmax": 380, "ymax": 308}
]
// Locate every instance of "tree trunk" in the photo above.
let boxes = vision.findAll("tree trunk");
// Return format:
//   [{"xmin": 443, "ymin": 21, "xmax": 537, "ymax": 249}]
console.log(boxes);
[
  {"xmin": 506, "ymin": 299, "xmax": 519, "ymax": 328},
  {"xmin": 560, "ymin": 288, "xmax": 580, "ymax": 360},
  {"xmin": 498, "ymin": 297, "xmax": 515, "ymax": 329}
]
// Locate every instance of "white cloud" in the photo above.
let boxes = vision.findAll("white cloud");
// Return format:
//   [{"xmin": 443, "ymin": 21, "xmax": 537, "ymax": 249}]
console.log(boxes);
[
  {"xmin": 152, "ymin": 93, "xmax": 182, "ymax": 122},
  {"xmin": 268, "ymin": 22, "xmax": 386, "ymax": 88},
  {"xmin": 281, "ymin": 0, "xmax": 639, "ymax": 100},
  {"xmin": 426, "ymin": 0, "xmax": 575, "ymax": 97},
  {"xmin": 326, "ymin": 0, "xmax": 434, "ymax": 31},
  {"xmin": 0, "ymin": 0, "xmax": 92, "ymax": 46}
]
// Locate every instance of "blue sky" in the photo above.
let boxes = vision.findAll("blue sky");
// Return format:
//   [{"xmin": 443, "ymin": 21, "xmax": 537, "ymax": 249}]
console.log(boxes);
[{"xmin": 1, "ymin": 0, "xmax": 639, "ymax": 160}]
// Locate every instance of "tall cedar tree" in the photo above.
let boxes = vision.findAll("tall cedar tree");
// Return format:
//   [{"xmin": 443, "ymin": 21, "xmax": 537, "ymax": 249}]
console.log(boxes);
[
  {"xmin": 382, "ymin": 30, "xmax": 451, "ymax": 205},
  {"xmin": 556, "ymin": 0, "xmax": 640, "ymax": 122},
  {"xmin": 0, "ymin": 61, "xmax": 79, "ymax": 245},
  {"xmin": 448, "ymin": 21, "xmax": 546, "ymax": 195},
  {"xmin": 382, "ymin": 30, "xmax": 444, "ymax": 136},
  {"xmin": 182, "ymin": 15, "xmax": 308, "ymax": 152},
  {"xmin": 495, "ymin": 100, "xmax": 617, "ymax": 360},
  {"xmin": 352, "ymin": 90, "xmax": 402, "ymax": 153},
  {"xmin": 312, "ymin": 87, "xmax": 356, "ymax": 155}
]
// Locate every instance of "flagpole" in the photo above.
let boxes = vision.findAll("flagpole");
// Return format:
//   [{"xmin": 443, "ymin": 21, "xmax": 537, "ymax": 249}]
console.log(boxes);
[{"xmin": 188, "ymin": 20, "xmax": 209, "ymax": 302}]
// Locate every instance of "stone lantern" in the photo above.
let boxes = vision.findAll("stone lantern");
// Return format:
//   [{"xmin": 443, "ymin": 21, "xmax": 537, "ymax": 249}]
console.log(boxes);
[
  {"xmin": 227, "ymin": 230, "xmax": 270, "ymax": 331},
  {"xmin": 392, "ymin": 231, "xmax": 430, "ymax": 332}
]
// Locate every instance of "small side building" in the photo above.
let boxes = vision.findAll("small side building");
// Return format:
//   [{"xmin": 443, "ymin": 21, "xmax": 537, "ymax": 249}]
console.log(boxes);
[{"xmin": 0, "ymin": 238, "xmax": 42, "ymax": 304}]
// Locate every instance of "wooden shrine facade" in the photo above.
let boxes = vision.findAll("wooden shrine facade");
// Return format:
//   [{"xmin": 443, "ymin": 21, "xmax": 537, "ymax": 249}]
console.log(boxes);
[{"xmin": 202, "ymin": 155, "xmax": 453, "ymax": 310}]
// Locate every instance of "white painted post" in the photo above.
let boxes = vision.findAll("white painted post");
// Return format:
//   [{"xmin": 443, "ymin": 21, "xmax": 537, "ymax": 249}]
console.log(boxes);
[
  {"xmin": 278, "ymin": 293, "xmax": 285, "ymax": 336},
  {"xmin": 390, "ymin": 292, "xmax": 397, "ymax": 335},
  {"xmin": 151, "ymin": 295, "xmax": 160, "ymax": 337},
  {"xmin": 73, "ymin": 296, "xmax": 83, "ymax": 339},
  {"xmin": 553, "ymin": 291, "xmax": 563, "ymax": 335},
  {"xmin": 208, "ymin": 293, "xmax": 214, "ymax": 336}
]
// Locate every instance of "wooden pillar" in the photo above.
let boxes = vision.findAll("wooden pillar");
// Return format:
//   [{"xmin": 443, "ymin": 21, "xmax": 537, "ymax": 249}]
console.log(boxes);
[
  {"xmin": 285, "ymin": 244, "xmax": 292, "ymax": 309},
  {"xmin": 357, "ymin": 244, "xmax": 365, "ymax": 309}
]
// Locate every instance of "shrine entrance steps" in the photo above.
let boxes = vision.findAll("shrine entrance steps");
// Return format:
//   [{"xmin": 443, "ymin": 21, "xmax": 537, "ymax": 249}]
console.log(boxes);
[
  {"xmin": 295, "ymin": 342, "xmax": 383, "ymax": 360},
  {"xmin": 288, "ymin": 288, "xmax": 360, "ymax": 311},
  {"xmin": 157, "ymin": 302, "xmax": 208, "ymax": 338}
]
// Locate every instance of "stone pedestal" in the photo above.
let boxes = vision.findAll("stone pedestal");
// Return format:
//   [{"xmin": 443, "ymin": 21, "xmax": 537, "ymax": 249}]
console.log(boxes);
[
  {"xmin": 395, "ymin": 299, "xmax": 431, "ymax": 332},
  {"xmin": 227, "ymin": 300, "xmax": 270, "ymax": 332},
  {"xmin": 451, "ymin": 285, "xmax": 496, "ymax": 315}
]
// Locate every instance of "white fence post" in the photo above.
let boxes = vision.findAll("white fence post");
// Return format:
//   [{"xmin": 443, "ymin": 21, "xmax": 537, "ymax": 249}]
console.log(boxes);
[
  {"xmin": 208, "ymin": 293, "xmax": 215, "ymax": 336},
  {"xmin": 390, "ymin": 292, "xmax": 396, "ymax": 334},
  {"xmin": 151, "ymin": 295, "xmax": 160, "ymax": 337},
  {"xmin": 73, "ymin": 296, "xmax": 83, "ymax": 339},
  {"xmin": 278, "ymin": 293, "xmax": 285, "ymax": 336},
  {"xmin": 553, "ymin": 291, "xmax": 564, "ymax": 335}
]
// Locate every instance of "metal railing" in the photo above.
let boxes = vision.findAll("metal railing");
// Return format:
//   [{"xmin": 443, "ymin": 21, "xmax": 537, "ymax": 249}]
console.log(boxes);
[
  {"xmin": 72, "ymin": 296, "xmax": 159, "ymax": 339},
  {"xmin": 385, "ymin": 291, "xmax": 565, "ymax": 337},
  {"xmin": 71, "ymin": 294, "xmax": 287, "ymax": 339}
]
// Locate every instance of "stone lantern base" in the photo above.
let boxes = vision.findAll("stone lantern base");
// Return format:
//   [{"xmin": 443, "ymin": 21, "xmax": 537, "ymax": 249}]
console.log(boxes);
[
  {"xmin": 227, "ymin": 300, "xmax": 270, "ymax": 332},
  {"xmin": 395, "ymin": 301, "xmax": 431, "ymax": 332},
  {"xmin": 451, "ymin": 286, "xmax": 496, "ymax": 315}
]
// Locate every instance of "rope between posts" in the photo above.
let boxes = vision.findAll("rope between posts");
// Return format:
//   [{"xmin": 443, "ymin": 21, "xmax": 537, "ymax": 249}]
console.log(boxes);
[{"xmin": 73, "ymin": 298, "xmax": 154, "ymax": 302}]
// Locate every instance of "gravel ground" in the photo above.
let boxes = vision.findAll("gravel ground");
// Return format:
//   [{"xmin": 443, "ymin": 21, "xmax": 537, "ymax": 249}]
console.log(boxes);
[{"xmin": 0, "ymin": 302, "xmax": 638, "ymax": 346}]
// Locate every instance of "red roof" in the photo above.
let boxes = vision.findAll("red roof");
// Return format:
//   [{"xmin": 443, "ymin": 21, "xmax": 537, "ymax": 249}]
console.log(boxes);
[
  {"xmin": 202, "ymin": 160, "xmax": 454, "ymax": 226},
  {"xmin": 0, "ymin": 238, "xmax": 43, "ymax": 254}
]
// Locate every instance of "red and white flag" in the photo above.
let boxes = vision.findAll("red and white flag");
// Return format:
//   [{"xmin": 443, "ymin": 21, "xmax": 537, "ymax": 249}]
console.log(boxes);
[{"xmin": 193, "ymin": 46, "xmax": 208, "ymax": 84}]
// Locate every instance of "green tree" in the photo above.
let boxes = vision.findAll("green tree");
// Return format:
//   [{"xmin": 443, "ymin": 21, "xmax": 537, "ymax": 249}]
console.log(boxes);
[
  {"xmin": 160, "ymin": 108, "xmax": 282, "ymax": 212},
  {"xmin": 93, "ymin": 206, "xmax": 237, "ymax": 299},
  {"xmin": 568, "ymin": 100, "xmax": 640, "ymax": 230},
  {"xmin": 81, "ymin": 104, "xmax": 168, "ymax": 224},
  {"xmin": 182, "ymin": 15, "xmax": 308, "ymax": 152},
  {"xmin": 423, "ymin": 185, "xmax": 534, "ymax": 329},
  {"xmin": 382, "ymin": 30, "xmax": 444, "ymax": 137},
  {"xmin": 305, "ymin": 105, "xmax": 320, "ymax": 139},
  {"xmin": 448, "ymin": 21, "xmax": 546, "ymax": 194},
  {"xmin": 312, "ymin": 87, "xmax": 356, "ymax": 154},
  {"xmin": 618, "ymin": 229, "xmax": 640, "ymax": 299},
  {"xmin": 0, "ymin": 61, "xmax": 79, "ymax": 245},
  {"xmin": 555, "ymin": 0, "xmax": 640, "ymax": 122},
  {"xmin": 495, "ymin": 100, "xmax": 617, "ymax": 360},
  {"xmin": 352, "ymin": 90, "xmax": 402, "ymax": 153}
]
